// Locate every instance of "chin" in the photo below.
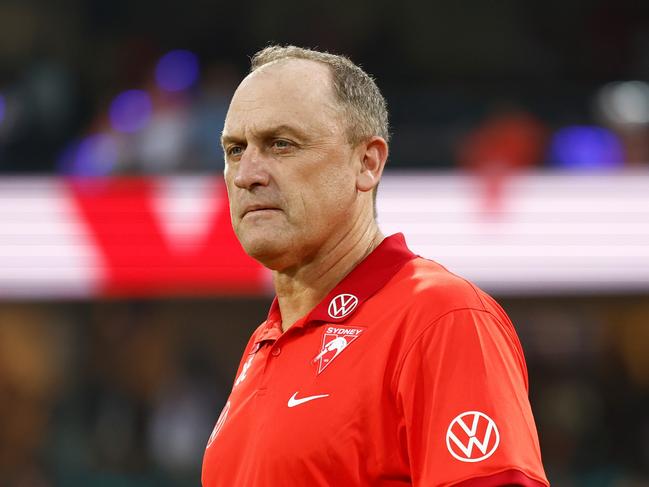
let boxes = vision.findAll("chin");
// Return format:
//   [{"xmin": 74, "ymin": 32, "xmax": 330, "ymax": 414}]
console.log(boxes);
[{"xmin": 238, "ymin": 231, "xmax": 292, "ymax": 269}]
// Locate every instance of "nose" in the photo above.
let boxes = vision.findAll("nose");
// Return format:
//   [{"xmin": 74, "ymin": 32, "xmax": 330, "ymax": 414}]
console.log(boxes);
[{"xmin": 233, "ymin": 146, "xmax": 270, "ymax": 190}]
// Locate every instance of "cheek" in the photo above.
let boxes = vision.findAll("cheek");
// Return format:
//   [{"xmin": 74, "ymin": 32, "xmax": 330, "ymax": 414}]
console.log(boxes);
[
  {"xmin": 300, "ymin": 167, "xmax": 355, "ymax": 219},
  {"xmin": 223, "ymin": 181, "xmax": 241, "ymax": 227},
  {"xmin": 283, "ymin": 147, "xmax": 356, "ymax": 222},
  {"xmin": 320, "ymin": 158, "xmax": 356, "ymax": 197},
  {"xmin": 223, "ymin": 164, "xmax": 235, "ymax": 190}
]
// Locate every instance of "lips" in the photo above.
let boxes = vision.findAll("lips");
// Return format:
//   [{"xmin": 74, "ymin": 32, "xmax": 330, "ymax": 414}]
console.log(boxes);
[{"xmin": 241, "ymin": 204, "xmax": 281, "ymax": 218}]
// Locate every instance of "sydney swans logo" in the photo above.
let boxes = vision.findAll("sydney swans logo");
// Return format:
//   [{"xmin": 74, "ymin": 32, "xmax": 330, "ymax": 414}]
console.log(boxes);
[
  {"xmin": 446, "ymin": 411, "xmax": 500, "ymax": 462},
  {"xmin": 313, "ymin": 325, "xmax": 364, "ymax": 374}
]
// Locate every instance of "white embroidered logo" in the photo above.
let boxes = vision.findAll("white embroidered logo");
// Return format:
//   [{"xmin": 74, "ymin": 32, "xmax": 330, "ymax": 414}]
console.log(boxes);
[
  {"xmin": 234, "ymin": 355, "xmax": 253, "ymax": 387},
  {"xmin": 446, "ymin": 411, "xmax": 500, "ymax": 462},
  {"xmin": 327, "ymin": 293, "xmax": 359, "ymax": 319},
  {"xmin": 314, "ymin": 336, "xmax": 347, "ymax": 362},
  {"xmin": 313, "ymin": 325, "xmax": 364, "ymax": 374},
  {"xmin": 287, "ymin": 392, "xmax": 330, "ymax": 408}
]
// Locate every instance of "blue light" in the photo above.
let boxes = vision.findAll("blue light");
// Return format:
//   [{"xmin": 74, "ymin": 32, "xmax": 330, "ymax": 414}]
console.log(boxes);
[
  {"xmin": 109, "ymin": 90, "xmax": 152, "ymax": 133},
  {"xmin": 58, "ymin": 134, "xmax": 118, "ymax": 176},
  {"xmin": 0, "ymin": 94, "xmax": 5, "ymax": 125},
  {"xmin": 155, "ymin": 50, "xmax": 200, "ymax": 92},
  {"xmin": 549, "ymin": 126, "xmax": 624, "ymax": 170}
]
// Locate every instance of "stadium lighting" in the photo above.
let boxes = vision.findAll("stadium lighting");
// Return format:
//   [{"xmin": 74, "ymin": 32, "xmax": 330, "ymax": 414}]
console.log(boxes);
[
  {"xmin": 549, "ymin": 125, "xmax": 624, "ymax": 170},
  {"xmin": 109, "ymin": 89, "xmax": 153, "ymax": 133},
  {"xmin": 597, "ymin": 81, "xmax": 649, "ymax": 126},
  {"xmin": 155, "ymin": 50, "xmax": 200, "ymax": 93},
  {"xmin": 0, "ymin": 93, "xmax": 5, "ymax": 125}
]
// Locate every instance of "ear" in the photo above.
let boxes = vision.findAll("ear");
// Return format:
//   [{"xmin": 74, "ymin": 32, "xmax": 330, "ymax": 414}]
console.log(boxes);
[{"xmin": 356, "ymin": 136, "xmax": 389, "ymax": 193}]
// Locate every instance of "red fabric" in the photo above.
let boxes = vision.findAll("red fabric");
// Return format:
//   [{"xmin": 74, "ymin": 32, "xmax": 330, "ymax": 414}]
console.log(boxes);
[
  {"xmin": 451, "ymin": 468, "xmax": 549, "ymax": 486},
  {"xmin": 202, "ymin": 234, "xmax": 548, "ymax": 486}
]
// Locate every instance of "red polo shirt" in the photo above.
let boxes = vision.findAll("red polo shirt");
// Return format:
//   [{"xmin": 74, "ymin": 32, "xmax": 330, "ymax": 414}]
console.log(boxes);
[{"xmin": 202, "ymin": 234, "xmax": 549, "ymax": 486}]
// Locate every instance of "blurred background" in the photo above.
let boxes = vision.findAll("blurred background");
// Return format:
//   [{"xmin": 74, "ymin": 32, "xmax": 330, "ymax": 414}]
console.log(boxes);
[{"xmin": 1, "ymin": 0, "xmax": 649, "ymax": 485}]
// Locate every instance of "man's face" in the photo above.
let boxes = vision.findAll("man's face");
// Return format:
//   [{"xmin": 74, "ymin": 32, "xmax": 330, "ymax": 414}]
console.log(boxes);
[{"xmin": 222, "ymin": 60, "xmax": 360, "ymax": 270}]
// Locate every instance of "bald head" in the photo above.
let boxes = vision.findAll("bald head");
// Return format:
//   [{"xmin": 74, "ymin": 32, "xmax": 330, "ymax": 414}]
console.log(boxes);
[
  {"xmin": 250, "ymin": 45, "xmax": 390, "ymax": 145},
  {"xmin": 221, "ymin": 49, "xmax": 389, "ymax": 270},
  {"xmin": 225, "ymin": 58, "xmax": 347, "ymax": 148}
]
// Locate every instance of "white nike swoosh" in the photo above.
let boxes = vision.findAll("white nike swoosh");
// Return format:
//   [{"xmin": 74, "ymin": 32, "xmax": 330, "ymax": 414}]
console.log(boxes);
[{"xmin": 287, "ymin": 392, "xmax": 330, "ymax": 408}]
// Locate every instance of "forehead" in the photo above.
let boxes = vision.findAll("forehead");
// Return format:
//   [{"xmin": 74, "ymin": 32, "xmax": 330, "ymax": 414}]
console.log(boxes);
[{"xmin": 224, "ymin": 59, "xmax": 344, "ymax": 138}]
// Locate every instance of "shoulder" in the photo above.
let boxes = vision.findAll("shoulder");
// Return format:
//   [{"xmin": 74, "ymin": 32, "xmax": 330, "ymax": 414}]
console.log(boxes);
[
  {"xmin": 371, "ymin": 256, "xmax": 518, "ymax": 348},
  {"xmin": 379, "ymin": 259, "xmax": 529, "ymax": 387},
  {"xmin": 388, "ymin": 256, "xmax": 491, "ymax": 317}
]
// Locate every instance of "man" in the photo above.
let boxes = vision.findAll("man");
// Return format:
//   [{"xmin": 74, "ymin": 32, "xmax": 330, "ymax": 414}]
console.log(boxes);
[{"xmin": 202, "ymin": 45, "xmax": 549, "ymax": 487}]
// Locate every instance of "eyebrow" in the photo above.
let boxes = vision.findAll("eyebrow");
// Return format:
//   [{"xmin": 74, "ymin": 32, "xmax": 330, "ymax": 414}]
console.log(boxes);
[{"xmin": 221, "ymin": 124, "xmax": 309, "ymax": 148}]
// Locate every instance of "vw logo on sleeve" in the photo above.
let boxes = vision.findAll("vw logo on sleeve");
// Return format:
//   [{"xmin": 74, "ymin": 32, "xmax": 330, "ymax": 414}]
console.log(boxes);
[{"xmin": 445, "ymin": 411, "xmax": 500, "ymax": 462}]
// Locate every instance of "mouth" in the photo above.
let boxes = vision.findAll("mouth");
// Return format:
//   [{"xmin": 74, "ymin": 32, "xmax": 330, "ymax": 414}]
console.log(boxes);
[{"xmin": 242, "ymin": 205, "xmax": 282, "ymax": 218}]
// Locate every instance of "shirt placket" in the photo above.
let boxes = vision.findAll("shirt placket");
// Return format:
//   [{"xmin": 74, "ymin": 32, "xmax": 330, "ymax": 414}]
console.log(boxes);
[{"xmin": 256, "ymin": 319, "xmax": 309, "ymax": 392}]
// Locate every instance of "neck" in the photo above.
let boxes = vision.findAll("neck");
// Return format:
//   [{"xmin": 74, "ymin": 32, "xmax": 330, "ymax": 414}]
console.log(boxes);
[{"xmin": 273, "ymin": 221, "xmax": 384, "ymax": 332}]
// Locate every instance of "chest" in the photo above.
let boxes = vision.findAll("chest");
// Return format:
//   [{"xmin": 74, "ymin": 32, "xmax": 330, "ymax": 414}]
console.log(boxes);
[
  {"xmin": 203, "ymin": 322, "xmax": 408, "ymax": 485},
  {"xmin": 236, "ymin": 323, "xmax": 394, "ymax": 440}
]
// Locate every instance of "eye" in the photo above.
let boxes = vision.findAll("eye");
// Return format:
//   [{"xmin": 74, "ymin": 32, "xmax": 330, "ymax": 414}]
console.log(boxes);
[
  {"xmin": 272, "ymin": 139, "xmax": 292, "ymax": 150},
  {"xmin": 226, "ymin": 145, "xmax": 244, "ymax": 157}
]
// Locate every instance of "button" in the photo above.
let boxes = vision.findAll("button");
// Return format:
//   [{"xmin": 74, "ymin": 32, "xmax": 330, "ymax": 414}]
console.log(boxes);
[{"xmin": 271, "ymin": 346, "xmax": 281, "ymax": 357}]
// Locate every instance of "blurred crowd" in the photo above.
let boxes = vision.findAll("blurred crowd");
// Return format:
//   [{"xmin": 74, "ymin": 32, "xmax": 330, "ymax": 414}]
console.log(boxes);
[
  {"xmin": 510, "ymin": 298, "xmax": 649, "ymax": 486},
  {"xmin": 0, "ymin": 299, "xmax": 260, "ymax": 486},
  {"xmin": 1, "ymin": 1, "xmax": 649, "ymax": 175},
  {"xmin": 0, "ymin": 298, "xmax": 648, "ymax": 486}
]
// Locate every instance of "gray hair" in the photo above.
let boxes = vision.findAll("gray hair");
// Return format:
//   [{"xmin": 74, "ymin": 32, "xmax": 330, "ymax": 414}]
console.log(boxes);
[{"xmin": 250, "ymin": 45, "xmax": 390, "ymax": 145}]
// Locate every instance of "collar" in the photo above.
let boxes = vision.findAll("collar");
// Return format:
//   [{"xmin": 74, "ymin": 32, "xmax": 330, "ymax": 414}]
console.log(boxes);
[{"xmin": 254, "ymin": 233, "xmax": 416, "ymax": 344}]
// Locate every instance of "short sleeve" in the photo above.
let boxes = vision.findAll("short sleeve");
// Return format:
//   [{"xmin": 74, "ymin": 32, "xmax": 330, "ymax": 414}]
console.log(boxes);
[{"xmin": 395, "ymin": 308, "xmax": 549, "ymax": 486}]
